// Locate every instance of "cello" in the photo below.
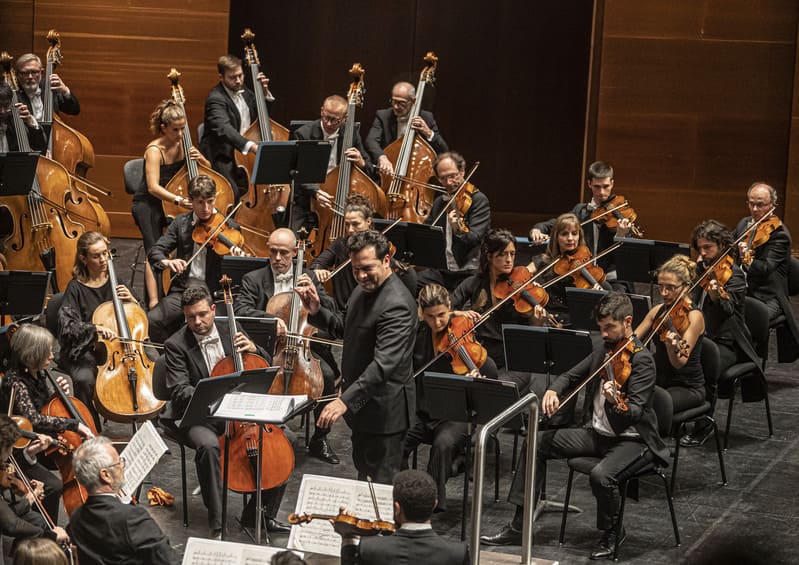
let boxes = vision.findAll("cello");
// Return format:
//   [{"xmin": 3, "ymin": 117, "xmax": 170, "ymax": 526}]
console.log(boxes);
[
  {"xmin": 311, "ymin": 63, "xmax": 388, "ymax": 260},
  {"xmin": 233, "ymin": 28, "xmax": 288, "ymax": 256},
  {"xmin": 92, "ymin": 251, "xmax": 164, "ymax": 422},
  {"xmin": 266, "ymin": 236, "xmax": 325, "ymax": 398},
  {"xmin": 382, "ymin": 52, "xmax": 439, "ymax": 222},
  {"xmin": 162, "ymin": 68, "xmax": 235, "ymax": 219},
  {"xmin": 212, "ymin": 275, "xmax": 295, "ymax": 494}
]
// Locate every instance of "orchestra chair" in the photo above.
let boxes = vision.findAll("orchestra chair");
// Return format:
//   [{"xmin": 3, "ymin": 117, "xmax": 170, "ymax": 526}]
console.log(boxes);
[
  {"xmin": 152, "ymin": 354, "xmax": 190, "ymax": 527},
  {"xmin": 717, "ymin": 296, "xmax": 773, "ymax": 450},
  {"xmin": 670, "ymin": 337, "xmax": 727, "ymax": 491},
  {"xmin": 122, "ymin": 158, "xmax": 148, "ymax": 289},
  {"xmin": 768, "ymin": 256, "xmax": 799, "ymax": 362},
  {"xmin": 558, "ymin": 386, "xmax": 680, "ymax": 561}
]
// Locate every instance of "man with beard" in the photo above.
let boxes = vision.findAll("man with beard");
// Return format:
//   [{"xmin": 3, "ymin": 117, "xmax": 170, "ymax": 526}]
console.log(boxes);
[{"xmin": 15, "ymin": 53, "xmax": 80, "ymax": 123}]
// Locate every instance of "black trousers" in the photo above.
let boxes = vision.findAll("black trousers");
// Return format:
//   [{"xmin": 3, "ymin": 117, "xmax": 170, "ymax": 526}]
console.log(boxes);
[
  {"xmin": 509, "ymin": 428, "xmax": 647, "ymax": 531},
  {"xmin": 351, "ymin": 428, "xmax": 406, "ymax": 484},
  {"xmin": 665, "ymin": 385, "xmax": 704, "ymax": 413}
]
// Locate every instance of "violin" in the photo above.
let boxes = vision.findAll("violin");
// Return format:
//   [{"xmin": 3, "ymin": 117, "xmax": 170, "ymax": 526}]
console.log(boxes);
[
  {"xmin": 599, "ymin": 338, "xmax": 639, "ymax": 412},
  {"xmin": 698, "ymin": 254, "xmax": 733, "ymax": 301},
  {"xmin": 492, "ymin": 266, "xmax": 550, "ymax": 314},
  {"xmin": 288, "ymin": 511, "xmax": 395, "ymax": 537},
  {"xmin": 742, "ymin": 215, "xmax": 781, "ymax": 266},
  {"xmin": 436, "ymin": 315, "xmax": 487, "ymax": 376},
  {"xmin": 552, "ymin": 245, "xmax": 606, "ymax": 289},
  {"xmin": 192, "ymin": 211, "xmax": 249, "ymax": 257},
  {"xmin": 452, "ymin": 182, "xmax": 479, "ymax": 233},
  {"xmin": 588, "ymin": 194, "xmax": 644, "ymax": 237},
  {"xmin": 652, "ymin": 297, "xmax": 691, "ymax": 359},
  {"xmin": 0, "ymin": 463, "xmax": 29, "ymax": 496}
]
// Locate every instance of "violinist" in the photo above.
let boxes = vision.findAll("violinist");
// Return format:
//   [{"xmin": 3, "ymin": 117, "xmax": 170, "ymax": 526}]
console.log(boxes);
[
  {"xmin": 338, "ymin": 470, "xmax": 468, "ymax": 565},
  {"xmin": 635, "ymin": 255, "xmax": 706, "ymax": 413},
  {"xmin": 1, "ymin": 324, "xmax": 94, "ymax": 520},
  {"xmin": 147, "ymin": 174, "xmax": 245, "ymax": 344},
  {"xmin": 450, "ymin": 229, "xmax": 546, "ymax": 392},
  {"xmin": 58, "ymin": 231, "xmax": 138, "ymax": 428},
  {"xmin": 235, "ymin": 228, "xmax": 341, "ymax": 465},
  {"xmin": 310, "ymin": 194, "xmax": 417, "ymax": 310},
  {"xmin": 365, "ymin": 81, "xmax": 448, "ymax": 177},
  {"xmin": 529, "ymin": 161, "xmax": 631, "ymax": 276},
  {"xmin": 418, "ymin": 151, "xmax": 491, "ymax": 293},
  {"xmin": 683, "ymin": 220, "xmax": 765, "ymax": 447},
  {"xmin": 199, "ymin": 54, "xmax": 274, "ymax": 200},
  {"xmin": 404, "ymin": 284, "xmax": 497, "ymax": 513},
  {"xmin": 15, "ymin": 53, "xmax": 79, "ymax": 122},
  {"xmin": 734, "ymin": 182, "xmax": 799, "ymax": 362},
  {"xmin": 0, "ymin": 83, "xmax": 46, "ymax": 153},
  {"xmin": 481, "ymin": 293, "xmax": 668, "ymax": 560},
  {"xmin": 161, "ymin": 285, "xmax": 291, "ymax": 539},
  {"xmin": 134, "ymin": 100, "xmax": 207, "ymax": 309},
  {"xmin": 68, "ymin": 436, "xmax": 176, "ymax": 565}
]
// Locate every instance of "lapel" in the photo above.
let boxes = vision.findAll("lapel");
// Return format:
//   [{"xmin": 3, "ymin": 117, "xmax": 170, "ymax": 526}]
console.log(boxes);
[
  {"xmin": 217, "ymin": 84, "xmax": 242, "ymax": 131},
  {"xmin": 185, "ymin": 330, "xmax": 210, "ymax": 381}
]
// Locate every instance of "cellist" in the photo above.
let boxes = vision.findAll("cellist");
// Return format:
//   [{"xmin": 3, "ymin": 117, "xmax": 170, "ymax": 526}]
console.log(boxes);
[
  {"xmin": 161, "ymin": 285, "xmax": 291, "ymax": 539},
  {"xmin": 0, "ymin": 83, "xmax": 46, "ymax": 153}
]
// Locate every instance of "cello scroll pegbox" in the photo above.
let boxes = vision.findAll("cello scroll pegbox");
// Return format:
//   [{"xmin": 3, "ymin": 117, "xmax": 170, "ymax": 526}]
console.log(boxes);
[
  {"xmin": 241, "ymin": 28, "xmax": 260, "ymax": 66},
  {"xmin": 347, "ymin": 63, "xmax": 366, "ymax": 107},
  {"xmin": 46, "ymin": 29, "xmax": 62, "ymax": 66},
  {"xmin": 421, "ymin": 51, "xmax": 438, "ymax": 84},
  {"xmin": 167, "ymin": 68, "xmax": 185, "ymax": 104}
]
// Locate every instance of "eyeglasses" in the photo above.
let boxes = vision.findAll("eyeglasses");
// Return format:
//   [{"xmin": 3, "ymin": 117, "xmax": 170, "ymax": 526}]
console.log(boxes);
[
  {"xmin": 105, "ymin": 456, "xmax": 126, "ymax": 470},
  {"xmin": 746, "ymin": 200, "xmax": 772, "ymax": 209},
  {"xmin": 321, "ymin": 113, "xmax": 345, "ymax": 126},
  {"xmin": 17, "ymin": 70, "xmax": 41, "ymax": 77},
  {"xmin": 389, "ymin": 98, "xmax": 411, "ymax": 107},
  {"xmin": 269, "ymin": 248, "xmax": 293, "ymax": 257}
]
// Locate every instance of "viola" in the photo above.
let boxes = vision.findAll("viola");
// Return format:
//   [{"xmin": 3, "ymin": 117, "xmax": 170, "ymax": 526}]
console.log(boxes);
[
  {"xmin": 288, "ymin": 511, "xmax": 395, "ymax": 537},
  {"xmin": 192, "ymin": 212, "xmax": 249, "ymax": 257},
  {"xmin": 599, "ymin": 338, "xmax": 640, "ymax": 412},
  {"xmin": 436, "ymin": 315, "xmax": 487, "ymax": 376},
  {"xmin": 698, "ymin": 254, "xmax": 733, "ymax": 301},
  {"xmin": 552, "ymin": 245, "xmax": 606, "ymax": 289},
  {"xmin": 742, "ymin": 215, "xmax": 781, "ymax": 266},
  {"xmin": 653, "ymin": 297, "xmax": 691, "ymax": 359},
  {"xmin": 492, "ymin": 266, "xmax": 550, "ymax": 314},
  {"xmin": 452, "ymin": 183, "xmax": 479, "ymax": 233},
  {"xmin": 588, "ymin": 194, "xmax": 643, "ymax": 237}
]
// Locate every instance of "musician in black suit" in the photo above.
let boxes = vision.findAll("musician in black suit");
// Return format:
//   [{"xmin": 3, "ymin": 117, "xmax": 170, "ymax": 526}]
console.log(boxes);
[
  {"xmin": 234, "ymin": 228, "xmax": 341, "ymax": 464},
  {"xmin": 199, "ymin": 54, "xmax": 272, "ymax": 200},
  {"xmin": 418, "ymin": 151, "xmax": 491, "ymax": 292},
  {"xmin": 15, "ymin": 53, "xmax": 80, "ymax": 124},
  {"xmin": 339, "ymin": 470, "xmax": 468, "ymax": 565},
  {"xmin": 147, "ymin": 174, "xmax": 246, "ymax": 343},
  {"xmin": 365, "ymin": 81, "xmax": 448, "ymax": 177},
  {"xmin": 162, "ymin": 285, "xmax": 290, "ymax": 539},
  {"xmin": 296, "ymin": 230, "xmax": 417, "ymax": 483},
  {"xmin": 68, "ymin": 436, "xmax": 175, "ymax": 565},
  {"xmin": 735, "ymin": 182, "xmax": 799, "ymax": 363},
  {"xmin": 0, "ymin": 83, "xmax": 46, "ymax": 153},
  {"xmin": 481, "ymin": 292, "xmax": 668, "ymax": 560},
  {"xmin": 288, "ymin": 95, "xmax": 378, "ymax": 234}
]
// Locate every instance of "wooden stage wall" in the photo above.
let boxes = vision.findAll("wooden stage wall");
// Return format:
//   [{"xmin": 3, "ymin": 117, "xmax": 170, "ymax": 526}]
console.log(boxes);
[{"xmin": 3, "ymin": 1, "xmax": 799, "ymax": 248}]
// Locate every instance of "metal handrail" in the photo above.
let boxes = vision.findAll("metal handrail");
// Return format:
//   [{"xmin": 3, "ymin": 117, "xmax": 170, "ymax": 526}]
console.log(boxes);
[{"xmin": 470, "ymin": 392, "xmax": 539, "ymax": 565}]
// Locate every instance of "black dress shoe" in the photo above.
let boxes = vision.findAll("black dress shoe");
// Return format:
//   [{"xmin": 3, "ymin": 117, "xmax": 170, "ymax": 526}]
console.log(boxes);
[
  {"xmin": 308, "ymin": 437, "xmax": 340, "ymax": 465},
  {"xmin": 265, "ymin": 518, "xmax": 292, "ymax": 534},
  {"xmin": 679, "ymin": 425, "xmax": 714, "ymax": 447},
  {"xmin": 480, "ymin": 523, "xmax": 522, "ymax": 546},
  {"xmin": 590, "ymin": 527, "xmax": 626, "ymax": 560}
]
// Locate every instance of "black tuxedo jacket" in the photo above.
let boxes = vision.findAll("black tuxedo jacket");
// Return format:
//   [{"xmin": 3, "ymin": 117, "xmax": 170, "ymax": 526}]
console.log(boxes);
[
  {"xmin": 67, "ymin": 495, "xmax": 176, "ymax": 565},
  {"xmin": 341, "ymin": 527, "xmax": 469, "ymax": 565},
  {"xmin": 550, "ymin": 337, "xmax": 669, "ymax": 465},
  {"xmin": 424, "ymin": 187, "xmax": 491, "ymax": 268},
  {"xmin": 309, "ymin": 273, "xmax": 417, "ymax": 434},
  {"xmin": 17, "ymin": 82, "xmax": 80, "ymax": 117},
  {"xmin": 364, "ymin": 108, "xmax": 448, "ymax": 161},
  {"xmin": 234, "ymin": 262, "xmax": 334, "ymax": 318},
  {"xmin": 199, "ymin": 83, "xmax": 258, "ymax": 191},
  {"xmin": 162, "ymin": 319, "xmax": 269, "ymax": 419}
]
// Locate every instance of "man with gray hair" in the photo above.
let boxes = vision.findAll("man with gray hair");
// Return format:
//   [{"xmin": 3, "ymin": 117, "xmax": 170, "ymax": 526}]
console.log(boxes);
[{"xmin": 67, "ymin": 437, "xmax": 176, "ymax": 565}]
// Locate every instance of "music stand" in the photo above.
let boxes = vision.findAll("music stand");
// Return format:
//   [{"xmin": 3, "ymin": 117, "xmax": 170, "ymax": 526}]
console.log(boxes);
[
  {"xmin": 514, "ymin": 236, "xmax": 546, "ymax": 268},
  {"xmin": 422, "ymin": 372, "xmax": 522, "ymax": 540},
  {"xmin": 0, "ymin": 153, "xmax": 38, "ymax": 196},
  {"xmin": 0, "ymin": 271, "xmax": 51, "ymax": 317},
  {"xmin": 214, "ymin": 315, "xmax": 277, "ymax": 357},
  {"xmin": 372, "ymin": 219, "xmax": 447, "ymax": 269},
  {"xmin": 565, "ymin": 288, "xmax": 652, "ymax": 331},
  {"xmin": 614, "ymin": 237, "xmax": 690, "ymax": 299},
  {"xmin": 221, "ymin": 256, "xmax": 270, "ymax": 289}
]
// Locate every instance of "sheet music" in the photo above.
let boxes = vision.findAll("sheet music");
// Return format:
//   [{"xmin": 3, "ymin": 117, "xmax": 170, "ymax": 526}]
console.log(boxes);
[
  {"xmin": 213, "ymin": 392, "xmax": 307, "ymax": 422},
  {"xmin": 181, "ymin": 537, "xmax": 303, "ymax": 565},
  {"xmin": 287, "ymin": 473, "xmax": 394, "ymax": 557},
  {"xmin": 119, "ymin": 420, "xmax": 168, "ymax": 498}
]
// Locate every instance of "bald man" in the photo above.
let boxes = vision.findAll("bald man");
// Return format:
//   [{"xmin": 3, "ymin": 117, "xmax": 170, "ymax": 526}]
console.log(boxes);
[
  {"xmin": 288, "ymin": 95, "xmax": 378, "ymax": 235},
  {"xmin": 365, "ymin": 81, "xmax": 448, "ymax": 177},
  {"xmin": 234, "ymin": 228, "xmax": 342, "ymax": 464}
]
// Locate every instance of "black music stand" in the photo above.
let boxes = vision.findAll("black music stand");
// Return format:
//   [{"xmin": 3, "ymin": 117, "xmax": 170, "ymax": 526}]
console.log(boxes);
[
  {"xmin": 214, "ymin": 315, "xmax": 278, "ymax": 357},
  {"xmin": 614, "ymin": 237, "xmax": 690, "ymax": 299},
  {"xmin": 251, "ymin": 140, "xmax": 331, "ymax": 230},
  {"xmin": 565, "ymin": 288, "xmax": 652, "ymax": 331},
  {"xmin": 0, "ymin": 271, "xmax": 51, "ymax": 317},
  {"xmin": 514, "ymin": 236, "xmax": 547, "ymax": 267},
  {"xmin": 372, "ymin": 219, "xmax": 447, "ymax": 269},
  {"xmin": 422, "ymin": 372, "xmax": 522, "ymax": 540},
  {"xmin": 221, "ymin": 256, "xmax": 270, "ymax": 290},
  {"xmin": 0, "ymin": 153, "xmax": 38, "ymax": 196}
]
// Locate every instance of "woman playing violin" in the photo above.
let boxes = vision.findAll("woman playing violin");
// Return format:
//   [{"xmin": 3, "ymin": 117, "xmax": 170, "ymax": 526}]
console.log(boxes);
[
  {"xmin": 635, "ymin": 255, "xmax": 706, "ymax": 413},
  {"xmin": 404, "ymin": 284, "xmax": 498, "ymax": 513},
  {"xmin": 58, "ymin": 232, "xmax": 138, "ymax": 428},
  {"xmin": 133, "ymin": 100, "xmax": 210, "ymax": 309},
  {"xmin": 0, "ymin": 325, "xmax": 93, "ymax": 522}
]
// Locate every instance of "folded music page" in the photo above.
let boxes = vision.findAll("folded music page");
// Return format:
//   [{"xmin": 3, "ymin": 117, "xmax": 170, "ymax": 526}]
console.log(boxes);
[{"xmin": 119, "ymin": 420, "xmax": 169, "ymax": 499}]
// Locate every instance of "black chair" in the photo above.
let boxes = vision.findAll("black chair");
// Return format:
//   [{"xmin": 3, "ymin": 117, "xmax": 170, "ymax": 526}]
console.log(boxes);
[
  {"xmin": 122, "ymin": 159, "xmax": 148, "ymax": 289},
  {"xmin": 718, "ymin": 296, "xmax": 773, "ymax": 450},
  {"xmin": 670, "ymin": 337, "xmax": 727, "ymax": 491},
  {"xmin": 559, "ymin": 386, "xmax": 680, "ymax": 561},
  {"xmin": 152, "ymin": 355, "xmax": 189, "ymax": 527}
]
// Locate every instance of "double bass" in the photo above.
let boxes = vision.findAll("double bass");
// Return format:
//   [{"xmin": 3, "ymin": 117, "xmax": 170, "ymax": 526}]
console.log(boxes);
[
  {"xmin": 233, "ymin": 28, "xmax": 288, "ymax": 256},
  {"xmin": 382, "ymin": 52, "xmax": 439, "ymax": 222},
  {"xmin": 311, "ymin": 63, "xmax": 387, "ymax": 260},
  {"xmin": 162, "ymin": 68, "xmax": 235, "ymax": 219},
  {"xmin": 92, "ymin": 251, "xmax": 164, "ymax": 422}
]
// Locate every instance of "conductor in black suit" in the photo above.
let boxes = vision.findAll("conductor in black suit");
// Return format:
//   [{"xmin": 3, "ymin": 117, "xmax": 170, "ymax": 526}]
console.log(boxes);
[
  {"xmin": 199, "ymin": 54, "xmax": 273, "ymax": 200},
  {"xmin": 15, "ymin": 53, "xmax": 80, "ymax": 122},
  {"xmin": 68, "ymin": 436, "xmax": 176, "ymax": 565},
  {"xmin": 365, "ymin": 81, "xmax": 448, "ymax": 177},
  {"xmin": 0, "ymin": 83, "xmax": 46, "ymax": 153},
  {"xmin": 296, "ymin": 230, "xmax": 417, "ymax": 483},
  {"xmin": 339, "ymin": 470, "xmax": 468, "ymax": 565}
]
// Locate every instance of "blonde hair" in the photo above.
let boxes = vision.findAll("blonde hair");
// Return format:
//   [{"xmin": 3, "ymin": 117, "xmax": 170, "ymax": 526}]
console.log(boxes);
[
  {"xmin": 417, "ymin": 283, "xmax": 450, "ymax": 320},
  {"xmin": 658, "ymin": 254, "xmax": 695, "ymax": 286},
  {"xmin": 546, "ymin": 213, "xmax": 585, "ymax": 259},
  {"xmin": 148, "ymin": 99, "xmax": 185, "ymax": 135}
]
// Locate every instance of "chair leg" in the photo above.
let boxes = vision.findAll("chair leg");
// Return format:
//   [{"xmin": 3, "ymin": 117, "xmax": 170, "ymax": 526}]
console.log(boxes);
[
  {"xmin": 707, "ymin": 416, "xmax": 727, "ymax": 485},
  {"xmin": 559, "ymin": 468, "xmax": 575, "ymax": 545},
  {"xmin": 494, "ymin": 436, "xmax": 500, "ymax": 503},
  {"xmin": 511, "ymin": 431, "xmax": 519, "ymax": 473},
  {"xmin": 411, "ymin": 446, "xmax": 418, "ymax": 470},
  {"xmin": 612, "ymin": 481, "xmax": 629, "ymax": 561},
  {"xmin": 304, "ymin": 412, "xmax": 311, "ymax": 448},
  {"xmin": 724, "ymin": 395, "xmax": 735, "ymax": 451},
  {"xmin": 658, "ymin": 470, "xmax": 681, "ymax": 547},
  {"xmin": 179, "ymin": 443, "xmax": 188, "ymax": 527},
  {"xmin": 670, "ymin": 422, "xmax": 685, "ymax": 492},
  {"xmin": 764, "ymin": 387, "xmax": 774, "ymax": 437}
]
